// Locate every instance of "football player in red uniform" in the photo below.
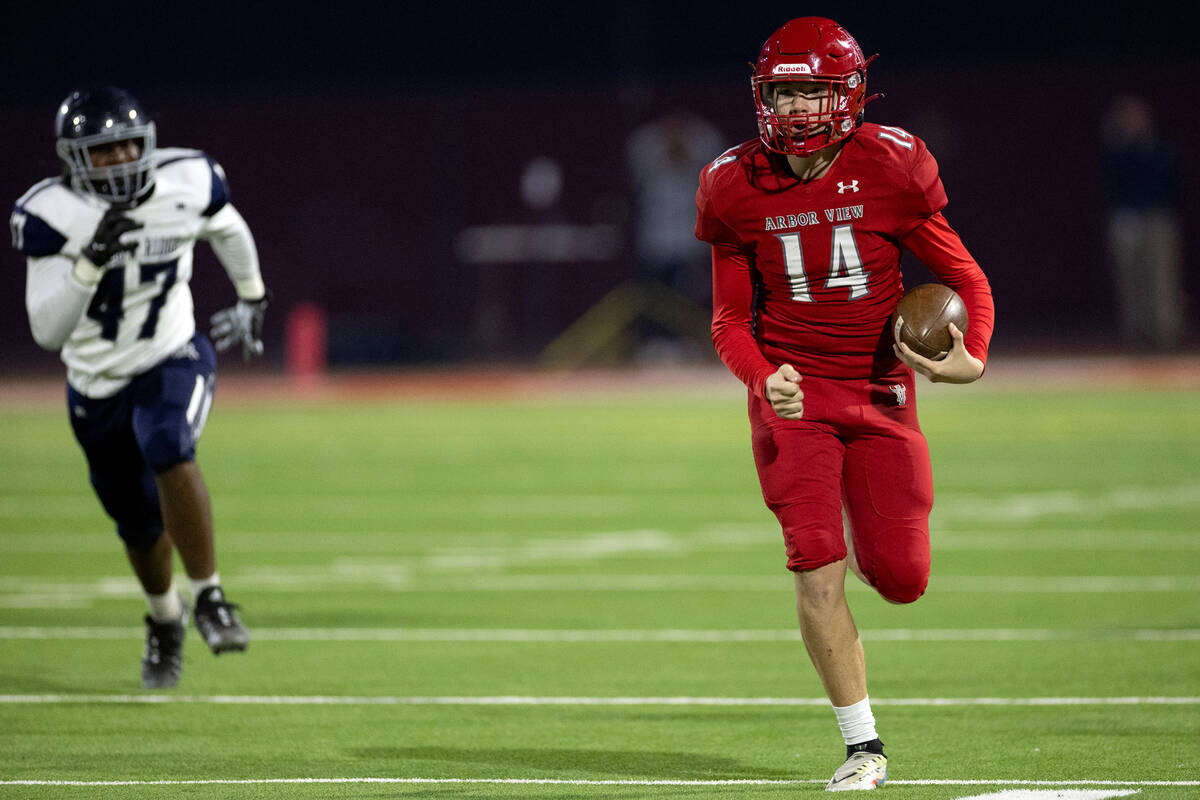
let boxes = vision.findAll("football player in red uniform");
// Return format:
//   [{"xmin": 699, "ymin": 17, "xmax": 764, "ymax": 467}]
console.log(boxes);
[{"xmin": 695, "ymin": 17, "xmax": 995, "ymax": 791}]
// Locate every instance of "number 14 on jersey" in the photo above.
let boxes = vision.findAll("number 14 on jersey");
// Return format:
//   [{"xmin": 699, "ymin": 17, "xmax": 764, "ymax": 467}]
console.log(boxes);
[{"xmin": 775, "ymin": 224, "xmax": 868, "ymax": 302}]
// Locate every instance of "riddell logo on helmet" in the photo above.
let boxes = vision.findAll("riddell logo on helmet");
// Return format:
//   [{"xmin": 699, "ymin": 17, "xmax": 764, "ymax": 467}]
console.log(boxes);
[{"xmin": 773, "ymin": 64, "xmax": 813, "ymax": 75}]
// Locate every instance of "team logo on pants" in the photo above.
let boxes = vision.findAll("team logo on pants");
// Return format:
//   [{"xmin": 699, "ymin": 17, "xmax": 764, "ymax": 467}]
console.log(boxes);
[{"xmin": 889, "ymin": 383, "xmax": 907, "ymax": 407}]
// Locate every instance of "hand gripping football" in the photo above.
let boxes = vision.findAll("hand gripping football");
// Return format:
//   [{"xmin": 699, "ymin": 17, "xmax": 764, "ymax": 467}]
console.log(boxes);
[{"xmin": 892, "ymin": 283, "xmax": 968, "ymax": 361}]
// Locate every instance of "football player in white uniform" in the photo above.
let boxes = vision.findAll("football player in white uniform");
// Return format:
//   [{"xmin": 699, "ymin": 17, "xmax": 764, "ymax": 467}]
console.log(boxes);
[{"xmin": 11, "ymin": 86, "xmax": 268, "ymax": 688}]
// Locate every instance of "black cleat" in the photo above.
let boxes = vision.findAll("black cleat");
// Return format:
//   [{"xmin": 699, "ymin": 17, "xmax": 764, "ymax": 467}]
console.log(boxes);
[
  {"xmin": 193, "ymin": 586, "xmax": 249, "ymax": 654},
  {"xmin": 141, "ymin": 615, "xmax": 185, "ymax": 689}
]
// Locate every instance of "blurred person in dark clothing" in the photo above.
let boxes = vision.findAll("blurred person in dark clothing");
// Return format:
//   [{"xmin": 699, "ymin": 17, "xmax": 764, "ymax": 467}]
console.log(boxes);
[
  {"xmin": 1102, "ymin": 95, "xmax": 1185, "ymax": 350},
  {"xmin": 625, "ymin": 111, "xmax": 724, "ymax": 362},
  {"xmin": 627, "ymin": 110, "xmax": 724, "ymax": 304}
]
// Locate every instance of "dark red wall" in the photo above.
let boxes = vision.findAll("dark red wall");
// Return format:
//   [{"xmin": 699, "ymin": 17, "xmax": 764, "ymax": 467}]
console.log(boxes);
[{"xmin": 4, "ymin": 67, "xmax": 1197, "ymax": 373}]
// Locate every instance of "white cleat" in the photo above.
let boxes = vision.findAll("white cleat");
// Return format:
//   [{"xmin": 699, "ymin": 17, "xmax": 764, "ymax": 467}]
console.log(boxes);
[{"xmin": 826, "ymin": 751, "xmax": 887, "ymax": 791}]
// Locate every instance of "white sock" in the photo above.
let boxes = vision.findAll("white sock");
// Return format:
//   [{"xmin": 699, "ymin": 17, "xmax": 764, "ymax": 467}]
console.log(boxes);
[
  {"xmin": 145, "ymin": 587, "xmax": 183, "ymax": 623},
  {"xmin": 832, "ymin": 696, "xmax": 879, "ymax": 746},
  {"xmin": 189, "ymin": 573, "xmax": 221, "ymax": 600}
]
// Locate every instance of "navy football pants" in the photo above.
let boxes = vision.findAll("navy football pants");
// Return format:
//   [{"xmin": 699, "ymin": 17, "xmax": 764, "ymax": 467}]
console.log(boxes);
[{"xmin": 67, "ymin": 334, "xmax": 216, "ymax": 548}]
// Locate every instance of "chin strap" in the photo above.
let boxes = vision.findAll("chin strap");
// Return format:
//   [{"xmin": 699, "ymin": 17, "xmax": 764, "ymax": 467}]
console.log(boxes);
[
  {"xmin": 858, "ymin": 92, "xmax": 886, "ymax": 125},
  {"xmin": 860, "ymin": 53, "xmax": 883, "ymax": 117}
]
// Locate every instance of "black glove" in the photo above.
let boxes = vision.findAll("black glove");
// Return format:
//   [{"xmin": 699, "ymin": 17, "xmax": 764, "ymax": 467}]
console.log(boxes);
[
  {"xmin": 210, "ymin": 293, "xmax": 269, "ymax": 360},
  {"xmin": 81, "ymin": 206, "xmax": 143, "ymax": 266}
]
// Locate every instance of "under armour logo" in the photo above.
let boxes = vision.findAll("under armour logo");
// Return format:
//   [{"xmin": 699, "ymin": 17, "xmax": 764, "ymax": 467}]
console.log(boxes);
[
  {"xmin": 837, "ymin": 180, "xmax": 860, "ymax": 194},
  {"xmin": 890, "ymin": 383, "xmax": 907, "ymax": 407}
]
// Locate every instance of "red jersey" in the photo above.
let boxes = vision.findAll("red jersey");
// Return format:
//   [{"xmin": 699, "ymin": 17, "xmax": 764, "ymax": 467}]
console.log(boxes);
[{"xmin": 696, "ymin": 123, "xmax": 993, "ymax": 391}]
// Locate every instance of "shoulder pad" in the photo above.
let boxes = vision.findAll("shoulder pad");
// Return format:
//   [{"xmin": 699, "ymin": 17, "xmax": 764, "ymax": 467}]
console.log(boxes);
[
  {"xmin": 856, "ymin": 123, "xmax": 928, "ymax": 163},
  {"xmin": 155, "ymin": 148, "xmax": 229, "ymax": 217},
  {"xmin": 11, "ymin": 180, "xmax": 93, "ymax": 257},
  {"xmin": 11, "ymin": 205, "xmax": 67, "ymax": 257},
  {"xmin": 702, "ymin": 141, "xmax": 757, "ymax": 177},
  {"xmin": 154, "ymin": 147, "xmax": 207, "ymax": 169},
  {"xmin": 202, "ymin": 157, "xmax": 230, "ymax": 217}
]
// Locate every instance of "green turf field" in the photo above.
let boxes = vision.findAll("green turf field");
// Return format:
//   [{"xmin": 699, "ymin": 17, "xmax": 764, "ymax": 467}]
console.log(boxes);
[{"xmin": 1, "ymin": 372, "xmax": 1198, "ymax": 798}]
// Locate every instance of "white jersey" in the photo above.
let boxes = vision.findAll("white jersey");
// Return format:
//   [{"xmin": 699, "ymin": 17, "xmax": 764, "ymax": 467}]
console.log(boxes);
[{"xmin": 12, "ymin": 147, "xmax": 264, "ymax": 397}]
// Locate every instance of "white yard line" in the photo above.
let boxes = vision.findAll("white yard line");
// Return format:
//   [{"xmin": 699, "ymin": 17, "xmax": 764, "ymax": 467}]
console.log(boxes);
[
  {"xmin": 938, "ymin": 483, "xmax": 1200, "ymax": 523},
  {"xmin": 0, "ymin": 777, "xmax": 1195, "ymax": 787},
  {"xmin": 1, "ymin": 694, "xmax": 1197, "ymax": 706},
  {"xmin": 6, "ymin": 526, "xmax": 1200, "ymax": 555},
  {"xmin": 3, "ymin": 483, "xmax": 1198, "ymax": 522},
  {"xmin": 0, "ymin": 626, "xmax": 1196, "ymax": 642},
  {"xmin": 2, "ymin": 574, "xmax": 1198, "ymax": 600}
]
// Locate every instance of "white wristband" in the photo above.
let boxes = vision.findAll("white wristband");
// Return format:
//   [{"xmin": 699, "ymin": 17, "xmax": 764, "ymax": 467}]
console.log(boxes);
[
  {"xmin": 234, "ymin": 275, "xmax": 266, "ymax": 301},
  {"xmin": 71, "ymin": 255, "xmax": 105, "ymax": 287}
]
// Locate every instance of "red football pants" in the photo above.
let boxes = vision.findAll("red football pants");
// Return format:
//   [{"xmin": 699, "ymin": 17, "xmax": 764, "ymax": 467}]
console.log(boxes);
[{"xmin": 748, "ymin": 372, "xmax": 933, "ymax": 603}]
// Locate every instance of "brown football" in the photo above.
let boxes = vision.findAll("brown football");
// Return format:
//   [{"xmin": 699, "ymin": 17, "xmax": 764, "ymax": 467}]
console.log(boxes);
[{"xmin": 891, "ymin": 283, "xmax": 968, "ymax": 361}]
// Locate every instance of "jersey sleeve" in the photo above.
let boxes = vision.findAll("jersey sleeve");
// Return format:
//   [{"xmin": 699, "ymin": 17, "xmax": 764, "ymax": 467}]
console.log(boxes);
[
  {"xmin": 23, "ymin": 252, "xmax": 95, "ymax": 350},
  {"xmin": 157, "ymin": 148, "xmax": 231, "ymax": 217},
  {"xmin": 896, "ymin": 137, "xmax": 948, "ymax": 239},
  {"xmin": 694, "ymin": 159, "xmax": 743, "ymax": 248},
  {"xmin": 202, "ymin": 157, "xmax": 231, "ymax": 217},
  {"xmin": 710, "ymin": 242, "xmax": 776, "ymax": 397},
  {"xmin": 900, "ymin": 211, "xmax": 994, "ymax": 367},
  {"xmin": 12, "ymin": 187, "xmax": 103, "ymax": 350},
  {"xmin": 11, "ymin": 203, "xmax": 69, "ymax": 257},
  {"xmin": 176, "ymin": 154, "xmax": 262, "ymax": 300},
  {"xmin": 202, "ymin": 203, "xmax": 265, "ymax": 300}
]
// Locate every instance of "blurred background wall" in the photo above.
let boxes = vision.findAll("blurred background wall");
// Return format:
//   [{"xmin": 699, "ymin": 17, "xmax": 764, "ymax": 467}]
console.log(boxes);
[{"xmin": 3, "ymin": 1, "xmax": 1197, "ymax": 374}]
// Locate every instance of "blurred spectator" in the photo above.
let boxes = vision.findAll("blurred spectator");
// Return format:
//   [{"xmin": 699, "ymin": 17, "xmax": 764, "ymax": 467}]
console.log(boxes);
[
  {"xmin": 626, "ymin": 110, "xmax": 724, "ymax": 303},
  {"xmin": 471, "ymin": 156, "xmax": 567, "ymax": 356},
  {"xmin": 1101, "ymin": 95, "xmax": 1186, "ymax": 350},
  {"xmin": 539, "ymin": 115, "xmax": 724, "ymax": 368},
  {"xmin": 460, "ymin": 156, "xmax": 623, "ymax": 360},
  {"xmin": 624, "ymin": 111, "xmax": 724, "ymax": 362}
]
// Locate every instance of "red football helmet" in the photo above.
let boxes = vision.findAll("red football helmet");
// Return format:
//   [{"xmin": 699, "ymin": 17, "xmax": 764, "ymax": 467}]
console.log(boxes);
[{"xmin": 753, "ymin": 17, "xmax": 879, "ymax": 157}]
